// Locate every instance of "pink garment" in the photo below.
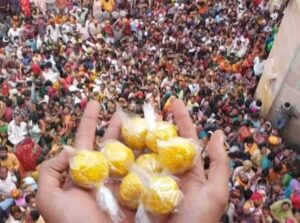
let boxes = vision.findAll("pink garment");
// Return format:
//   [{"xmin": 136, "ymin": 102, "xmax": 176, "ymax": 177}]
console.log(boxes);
[
  {"xmin": 4, "ymin": 107, "xmax": 14, "ymax": 123},
  {"xmin": 15, "ymin": 196, "xmax": 26, "ymax": 207}
]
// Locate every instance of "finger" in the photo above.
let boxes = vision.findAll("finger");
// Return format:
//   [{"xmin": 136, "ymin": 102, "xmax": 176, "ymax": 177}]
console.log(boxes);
[
  {"xmin": 171, "ymin": 99, "xmax": 198, "ymax": 140},
  {"xmin": 38, "ymin": 147, "xmax": 74, "ymax": 193},
  {"xmin": 171, "ymin": 99, "xmax": 206, "ymax": 181},
  {"xmin": 75, "ymin": 100, "xmax": 100, "ymax": 150},
  {"xmin": 102, "ymin": 113, "xmax": 122, "ymax": 141},
  {"xmin": 207, "ymin": 130, "xmax": 230, "ymax": 189}
]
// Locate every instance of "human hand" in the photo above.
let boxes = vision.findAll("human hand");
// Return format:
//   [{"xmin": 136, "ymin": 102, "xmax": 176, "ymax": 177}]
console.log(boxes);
[
  {"xmin": 37, "ymin": 99, "xmax": 230, "ymax": 223},
  {"xmin": 37, "ymin": 101, "xmax": 110, "ymax": 223}
]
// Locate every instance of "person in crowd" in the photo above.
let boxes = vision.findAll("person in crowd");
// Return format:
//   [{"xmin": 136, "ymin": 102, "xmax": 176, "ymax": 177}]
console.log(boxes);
[
  {"xmin": 0, "ymin": 0, "xmax": 297, "ymax": 222},
  {"xmin": 0, "ymin": 145, "xmax": 20, "ymax": 172}
]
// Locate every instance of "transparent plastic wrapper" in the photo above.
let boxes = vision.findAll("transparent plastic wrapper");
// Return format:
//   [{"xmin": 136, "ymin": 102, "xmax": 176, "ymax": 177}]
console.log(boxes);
[
  {"xmin": 69, "ymin": 149, "xmax": 109, "ymax": 188},
  {"xmin": 118, "ymin": 106, "xmax": 147, "ymax": 150},
  {"xmin": 119, "ymin": 171, "xmax": 144, "ymax": 210},
  {"xmin": 101, "ymin": 140, "xmax": 135, "ymax": 177},
  {"xmin": 157, "ymin": 137, "xmax": 201, "ymax": 175},
  {"xmin": 69, "ymin": 148, "xmax": 124, "ymax": 222},
  {"xmin": 119, "ymin": 153, "xmax": 162, "ymax": 210},
  {"xmin": 143, "ymin": 103, "xmax": 178, "ymax": 153},
  {"xmin": 136, "ymin": 153, "xmax": 162, "ymax": 174},
  {"xmin": 129, "ymin": 165, "xmax": 183, "ymax": 222}
]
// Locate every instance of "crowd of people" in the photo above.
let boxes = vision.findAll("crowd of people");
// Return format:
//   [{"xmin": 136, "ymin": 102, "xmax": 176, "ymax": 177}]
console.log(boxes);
[{"xmin": 0, "ymin": 0, "xmax": 299, "ymax": 222}]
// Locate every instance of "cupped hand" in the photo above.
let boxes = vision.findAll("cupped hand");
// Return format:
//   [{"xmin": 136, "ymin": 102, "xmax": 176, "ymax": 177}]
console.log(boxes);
[
  {"xmin": 37, "ymin": 101, "xmax": 109, "ymax": 223},
  {"xmin": 37, "ymin": 99, "xmax": 230, "ymax": 223}
]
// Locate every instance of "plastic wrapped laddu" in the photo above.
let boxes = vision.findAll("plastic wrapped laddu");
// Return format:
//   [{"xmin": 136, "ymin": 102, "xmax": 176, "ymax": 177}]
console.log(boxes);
[
  {"xmin": 68, "ymin": 148, "xmax": 124, "ymax": 222},
  {"xmin": 100, "ymin": 140, "xmax": 135, "ymax": 178},
  {"xmin": 128, "ymin": 165, "xmax": 183, "ymax": 222},
  {"xmin": 143, "ymin": 103, "xmax": 178, "ymax": 153},
  {"xmin": 69, "ymin": 149, "xmax": 109, "ymax": 188},
  {"xmin": 157, "ymin": 137, "xmax": 201, "ymax": 175},
  {"xmin": 118, "ymin": 105, "xmax": 148, "ymax": 150},
  {"xmin": 119, "ymin": 171, "xmax": 144, "ymax": 210},
  {"xmin": 119, "ymin": 153, "xmax": 162, "ymax": 210},
  {"xmin": 118, "ymin": 150, "xmax": 162, "ymax": 211},
  {"xmin": 136, "ymin": 153, "xmax": 162, "ymax": 174},
  {"xmin": 140, "ymin": 174, "xmax": 183, "ymax": 215}
]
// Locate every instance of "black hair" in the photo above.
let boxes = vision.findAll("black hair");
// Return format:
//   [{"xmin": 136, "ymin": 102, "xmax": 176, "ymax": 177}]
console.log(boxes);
[
  {"xmin": 0, "ymin": 145, "xmax": 8, "ymax": 151},
  {"xmin": 74, "ymin": 103, "xmax": 81, "ymax": 109},
  {"xmin": 267, "ymin": 152, "xmax": 276, "ymax": 161},
  {"xmin": 244, "ymin": 189, "xmax": 253, "ymax": 200},
  {"xmin": 284, "ymin": 102, "xmax": 291, "ymax": 108},
  {"xmin": 244, "ymin": 136, "xmax": 254, "ymax": 144},
  {"xmin": 256, "ymin": 99, "xmax": 262, "ymax": 107},
  {"xmin": 16, "ymin": 96, "xmax": 25, "ymax": 107},
  {"xmin": 273, "ymin": 164, "xmax": 283, "ymax": 173},
  {"xmin": 25, "ymin": 193, "xmax": 35, "ymax": 204},
  {"xmin": 45, "ymin": 62, "xmax": 52, "ymax": 69},
  {"xmin": 261, "ymin": 169, "xmax": 269, "ymax": 178},
  {"xmin": 5, "ymin": 98, "xmax": 13, "ymax": 107},
  {"xmin": 30, "ymin": 210, "xmax": 40, "ymax": 221},
  {"xmin": 281, "ymin": 201, "xmax": 290, "ymax": 207},
  {"xmin": 257, "ymin": 178, "xmax": 267, "ymax": 185},
  {"xmin": 29, "ymin": 112, "xmax": 39, "ymax": 124}
]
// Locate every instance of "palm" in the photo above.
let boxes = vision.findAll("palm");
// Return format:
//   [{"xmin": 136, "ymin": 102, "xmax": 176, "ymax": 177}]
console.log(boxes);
[
  {"xmin": 100, "ymin": 99, "xmax": 229, "ymax": 223},
  {"xmin": 37, "ymin": 100, "xmax": 229, "ymax": 223}
]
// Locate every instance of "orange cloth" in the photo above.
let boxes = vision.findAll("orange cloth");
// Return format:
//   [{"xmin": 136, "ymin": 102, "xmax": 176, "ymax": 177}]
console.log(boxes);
[
  {"xmin": 102, "ymin": 0, "xmax": 115, "ymax": 12},
  {"xmin": 0, "ymin": 152, "xmax": 20, "ymax": 171},
  {"xmin": 268, "ymin": 165, "xmax": 288, "ymax": 182},
  {"xmin": 245, "ymin": 143, "xmax": 258, "ymax": 156}
]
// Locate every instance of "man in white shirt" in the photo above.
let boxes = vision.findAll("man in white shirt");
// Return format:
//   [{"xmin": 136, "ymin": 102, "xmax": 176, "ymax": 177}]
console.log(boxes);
[
  {"xmin": 0, "ymin": 166, "xmax": 17, "ymax": 213},
  {"xmin": 42, "ymin": 62, "xmax": 59, "ymax": 84},
  {"xmin": 160, "ymin": 75, "xmax": 174, "ymax": 89},
  {"xmin": 76, "ymin": 20, "xmax": 90, "ymax": 41},
  {"xmin": 7, "ymin": 25, "xmax": 22, "ymax": 43},
  {"xmin": 253, "ymin": 56, "xmax": 264, "ymax": 77},
  {"xmin": 0, "ymin": 167, "xmax": 17, "ymax": 196},
  {"xmin": 46, "ymin": 21, "xmax": 61, "ymax": 43},
  {"xmin": 7, "ymin": 115, "xmax": 27, "ymax": 146}
]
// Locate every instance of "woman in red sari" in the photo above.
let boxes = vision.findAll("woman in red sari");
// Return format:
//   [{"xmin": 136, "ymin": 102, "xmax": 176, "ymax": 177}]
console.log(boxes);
[
  {"xmin": 20, "ymin": 0, "xmax": 31, "ymax": 17},
  {"xmin": 15, "ymin": 138, "xmax": 42, "ymax": 173}
]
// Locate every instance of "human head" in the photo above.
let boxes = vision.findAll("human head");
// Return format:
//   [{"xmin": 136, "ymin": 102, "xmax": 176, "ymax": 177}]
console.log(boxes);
[
  {"xmin": 283, "ymin": 102, "xmax": 291, "ymax": 110},
  {"xmin": 0, "ymin": 145, "xmax": 8, "ymax": 160},
  {"xmin": 242, "ymin": 160, "xmax": 252, "ymax": 172},
  {"xmin": 273, "ymin": 163, "xmax": 283, "ymax": 173},
  {"xmin": 25, "ymin": 194, "xmax": 37, "ymax": 209},
  {"xmin": 281, "ymin": 201, "xmax": 291, "ymax": 212},
  {"xmin": 30, "ymin": 210, "xmax": 40, "ymax": 222},
  {"xmin": 244, "ymin": 136, "xmax": 254, "ymax": 147},
  {"xmin": 251, "ymin": 192, "xmax": 263, "ymax": 207},
  {"xmin": 256, "ymin": 99, "xmax": 262, "ymax": 107},
  {"xmin": 0, "ymin": 166, "xmax": 8, "ymax": 180},
  {"xmin": 10, "ymin": 205, "xmax": 23, "ymax": 220}
]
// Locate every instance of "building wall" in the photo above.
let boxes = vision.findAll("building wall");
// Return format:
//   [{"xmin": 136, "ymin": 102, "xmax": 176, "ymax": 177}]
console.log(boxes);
[{"xmin": 255, "ymin": 0, "xmax": 300, "ymax": 145}]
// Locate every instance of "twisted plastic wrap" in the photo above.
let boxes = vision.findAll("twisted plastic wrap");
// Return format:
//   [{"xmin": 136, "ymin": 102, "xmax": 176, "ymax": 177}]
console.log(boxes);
[
  {"xmin": 121, "ymin": 117, "xmax": 148, "ymax": 150},
  {"xmin": 145, "ymin": 122, "xmax": 178, "ymax": 153},
  {"xmin": 136, "ymin": 153, "xmax": 162, "ymax": 174}
]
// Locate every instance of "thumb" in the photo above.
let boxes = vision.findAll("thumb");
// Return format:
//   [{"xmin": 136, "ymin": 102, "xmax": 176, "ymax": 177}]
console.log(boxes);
[{"xmin": 38, "ymin": 146, "xmax": 74, "ymax": 194}]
